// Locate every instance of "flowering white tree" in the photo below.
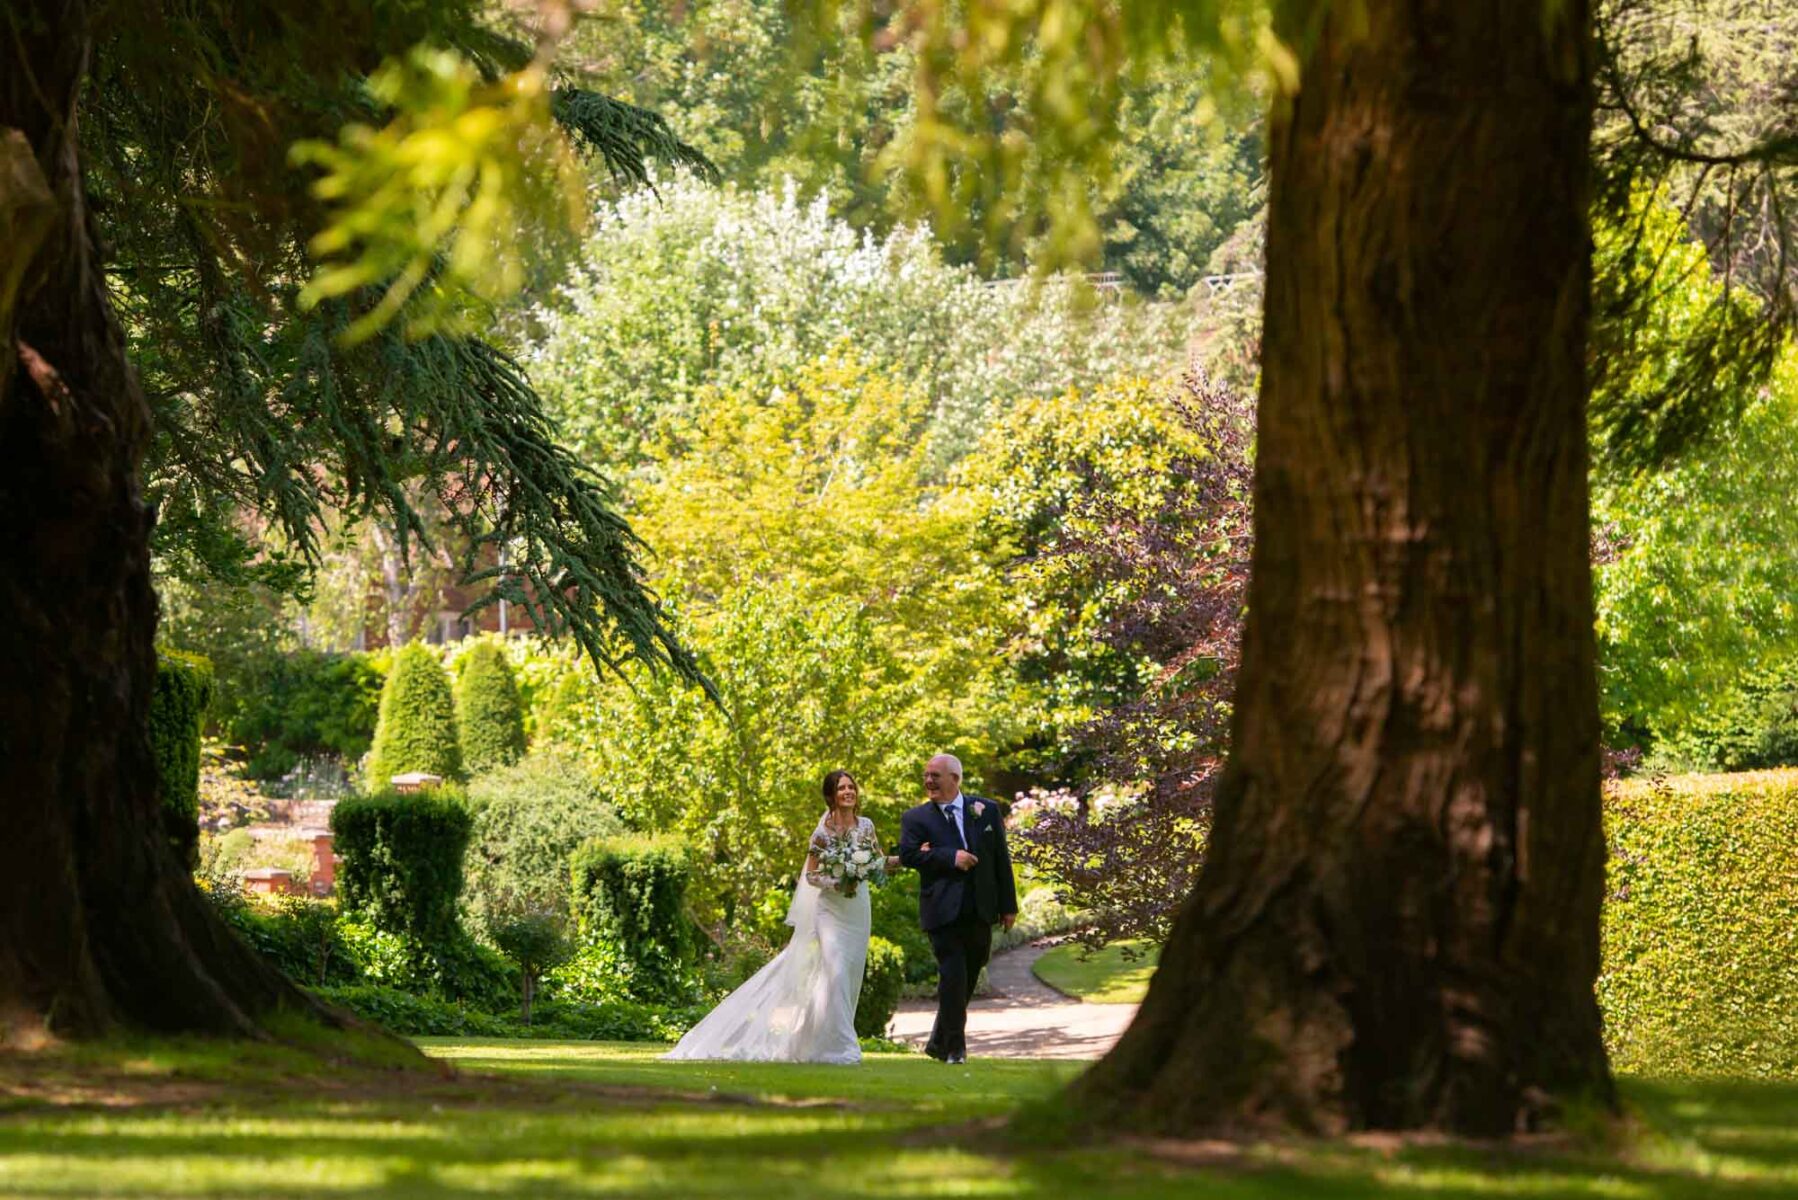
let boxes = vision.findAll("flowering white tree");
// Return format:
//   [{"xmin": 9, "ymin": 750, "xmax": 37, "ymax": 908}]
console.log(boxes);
[{"xmin": 523, "ymin": 175, "xmax": 1195, "ymax": 470}]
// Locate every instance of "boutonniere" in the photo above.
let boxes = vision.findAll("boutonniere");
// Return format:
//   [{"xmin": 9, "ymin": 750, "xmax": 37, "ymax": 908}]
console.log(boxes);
[{"xmin": 971, "ymin": 801, "xmax": 986, "ymax": 820}]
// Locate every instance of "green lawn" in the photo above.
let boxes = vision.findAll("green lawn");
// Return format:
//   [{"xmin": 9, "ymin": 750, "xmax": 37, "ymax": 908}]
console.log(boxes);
[
  {"xmin": 3, "ymin": 1036, "xmax": 1797, "ymax": 1198},
  {"xmin": 1033, "ymin": 940, "xmax": 1159, "ymax": 1004}
]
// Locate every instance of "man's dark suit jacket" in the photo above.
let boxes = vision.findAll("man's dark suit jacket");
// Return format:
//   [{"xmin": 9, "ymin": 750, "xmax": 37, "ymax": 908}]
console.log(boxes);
[{"xmin": 898, "ymin": 795, "xmax": 1019, "ymax": 931}]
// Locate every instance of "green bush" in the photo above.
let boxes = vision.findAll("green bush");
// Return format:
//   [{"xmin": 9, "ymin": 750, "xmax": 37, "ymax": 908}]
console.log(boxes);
[
  {"xmin": 455, "ymin": 640, "xmax": 526, "ymax": 774},
  {"xmin": 1662, "ymin": 665, "xmax": 1798, "ymax": 773},
  {"xmin": 542, "ymin": 940, "xmax": 635, "ymax": 1007},
  {"xmin": 367, "ymin": 643, "xmax": 463, "ymax": 788},
  {"xmin": 150, "ymin": 650, "xmax": 213, "ymax": 864},
  {"xmin": 332, "ymin": 785, "xmax": 472, "ymax": 945},
  {"xmin": 226, "ymin": 650, "xmax": 383, "ymax": 780},
  {"xmin": 215, "ymin": 894, "xmax": 361, "ymax": 988},
  {"xmin": 1601, "ymin": 770, "xmax": 1798, "ymax": 1078},
  {"xmin": 334, "ymin": 916, "xmax": 518, "ymax": 1011},
  {"xmin": 313, "ymin": 984, "xmax": 512, "ymax": 1037},
  {"xmin": 312, "ymin": 984, "xmax": 698, "ymax": 1041},
  {"xmin": 462, "ymin": 752, "xmax": 624, "ymax": 935},
  {"xmin": 521, "ymin": 998, "xmax": 702, "ymax": 1042},
  {"xmin": 570, "ymin": 835, "xmax": 698, "ymax": 1003},
  {"xmin": 870, "ymin": 873, "xmax": 936, "ymax": 983},
  {"xmin": 856, "ymin": 936, "xmax": 906, "ymax": 1040}
]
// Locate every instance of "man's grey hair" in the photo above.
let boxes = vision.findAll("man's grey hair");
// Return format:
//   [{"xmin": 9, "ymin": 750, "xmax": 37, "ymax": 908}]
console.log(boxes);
[{"xmin": 928, "ymin": 753, "xmax": 963, "ymax": 778}]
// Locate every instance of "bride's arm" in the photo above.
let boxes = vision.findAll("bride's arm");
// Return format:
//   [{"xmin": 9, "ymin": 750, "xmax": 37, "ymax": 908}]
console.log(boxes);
[
  {"xmin": 866, "ymin": 821, "xmax": 907, "ymax": 872},
  {"xmin": 803, "ymin": 832, "xmax": 829, "ymax": 888}
]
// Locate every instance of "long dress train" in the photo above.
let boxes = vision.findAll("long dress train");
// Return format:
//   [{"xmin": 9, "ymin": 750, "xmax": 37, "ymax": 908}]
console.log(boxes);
[{"xmin": 662, "ymin": 815, "xmax": 872, "ymax": 1064}]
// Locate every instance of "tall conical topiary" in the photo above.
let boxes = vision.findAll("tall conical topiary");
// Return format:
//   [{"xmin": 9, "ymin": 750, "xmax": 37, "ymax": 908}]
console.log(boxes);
[
  {"xmin": 367, "ymin": 643, "xmax": 464, "ymax": 789},
  {"xmin": 455, "ymin": 639, "xmax": 526, "ymax": 774}
]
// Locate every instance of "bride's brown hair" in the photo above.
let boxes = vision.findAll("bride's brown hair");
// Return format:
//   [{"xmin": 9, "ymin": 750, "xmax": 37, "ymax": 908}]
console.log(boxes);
[{"xmin": 821, "ymin": 769, "xmax": 861, "ymax": 824}]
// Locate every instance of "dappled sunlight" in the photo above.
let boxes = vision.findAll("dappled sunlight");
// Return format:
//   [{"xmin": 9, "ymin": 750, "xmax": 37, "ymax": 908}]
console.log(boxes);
[{"xmin": 4, "ymin": 1041, "xmax": 1798, "ymax": 1199}]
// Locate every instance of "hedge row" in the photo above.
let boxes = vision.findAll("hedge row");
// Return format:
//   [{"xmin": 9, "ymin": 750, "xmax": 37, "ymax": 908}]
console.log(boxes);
[
  {"xmin": 151, "ymin": 649, "xmax": 213, "ymax": 865},
  {"xmin": 1601, "ymin": 770, "xmax": 1798, "ymax": 1078}
]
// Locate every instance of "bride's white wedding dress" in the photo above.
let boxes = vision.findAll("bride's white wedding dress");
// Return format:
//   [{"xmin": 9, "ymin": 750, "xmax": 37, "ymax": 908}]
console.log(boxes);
[{"xmin": 663, "ymin": 815, "xmax": 873, "ymax": 1065}]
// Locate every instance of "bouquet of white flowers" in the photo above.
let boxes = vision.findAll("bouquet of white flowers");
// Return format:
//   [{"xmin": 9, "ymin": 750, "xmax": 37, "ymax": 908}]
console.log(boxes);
[{"xmin": 814, "ymin": 829, "xmax": 888, "ymax": 898}]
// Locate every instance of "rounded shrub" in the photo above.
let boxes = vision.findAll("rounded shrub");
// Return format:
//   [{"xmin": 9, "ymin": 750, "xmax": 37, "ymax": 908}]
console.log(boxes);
[
  {"xmin": 455, "ymin": 639, "xmax": 526, "ymax": 774},
  {"xmin": 463, "ymin": 752, "xmax": 623, "ymax": 935},
  {"xmin": 569, "ymin": 834, "xmax": 698, "ymax": 1003},
  {"xmin": 367, "ymin": 642, "xmax": 463, "ymax": 788},
  {"xmin": 1601, "ymin": 770, "xmax": 1798, "ymax": 1078},
  {"xmin": 331, "ymin": 785, "xmax": 473, "ymax": 944},
  {"xmin": 150, "ymin": 649, "xmax": 214, "ymax": 865},
  {"xmin": 856, "ymin": 936, "xmax": 906, "ymax": 1039}
]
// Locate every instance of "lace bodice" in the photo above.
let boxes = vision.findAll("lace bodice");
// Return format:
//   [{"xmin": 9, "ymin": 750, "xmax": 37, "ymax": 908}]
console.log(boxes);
[
  {"xmin": 805, "ymin": 815, "xmax": 877, "ymax": 888},
  {"xmin": 811, "ymin": 814, "xmax": 873, "ymax": 848}
]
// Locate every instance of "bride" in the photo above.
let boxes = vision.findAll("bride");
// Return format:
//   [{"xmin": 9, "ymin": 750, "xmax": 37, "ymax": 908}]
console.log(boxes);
[{"xmin": 664, "ymin": 769, "xmax": 899, "ymax": 1064}]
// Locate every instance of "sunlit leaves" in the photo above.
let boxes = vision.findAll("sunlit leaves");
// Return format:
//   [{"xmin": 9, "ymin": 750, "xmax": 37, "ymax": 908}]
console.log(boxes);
[
  {"xmin": 800, "ymin": 0, "xmax": 1282, "ymax": 271},
  {"xmin": 294, "ymin": 48, "xmax": 585, "ymax": 343}
]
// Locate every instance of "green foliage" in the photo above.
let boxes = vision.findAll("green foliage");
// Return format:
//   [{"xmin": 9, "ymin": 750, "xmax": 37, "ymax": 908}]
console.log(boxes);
[
  {"xmin": 542, "ymin": 940, "xmax": 637, "ymax": 1008},
  {"xmin": 332, "ymin": 785, "xmax": 473, "ymax": 944},
  {"xmin": 1672, "ymin": 667, "xmax": 1798, "ymax": 773},
  {"xmin": 228, "ymin": 649, "xmax": 384, "ymax": 780},
  {"xmin": 333, "ymin": 917, "xmax": 519, "ymax": 1012},
  {"xmin": 292, "ymin": 49, "xmax": 587, "ymax": 344},
  {"xmin": 1594, "ymin": 348, "xmax": 1798, "ymax": 759},
  {"xmin": 1601, "ymin": 771, "xmax": 1798, "ymax": 1077},
  {"xmin": 462, "ymin": 751, "xmax": 624, "ymax": 936},
  {"xmin": 149, "ymin": 650, "xmax": 214, "ymax": 863},
  {"xmin": 455, "ymin": 639, "xmax": 527, "ymax": 773},
  {"xmin": 556, "ymin": 4, "xmax": 1267, "ymax": 285},
  {"xmin": 854, "ymin": 936, "xmax": 906, "ymax": 1040},
  {"xmin": 569, "ymin": 835, "xmax": 698, "ymax": 1003},
  {"xmin": 92, "ymin": 1, "xmax": 709, "ymax": 683},
  {"xmin": 524, "ymin": 177, "xmax": 1193, "ymax": 467},
  {"xmin": 1589, "ymin": 186, "xmax": 1772, "ymax": 473},
  {"xmin": 312, "ymin": 984, "xmax": 512, "ymax": 1037},
  {"xmin": 214, "ymin": 894, "xmax": 362, "ymax": 988},
  {"xmin": 962, "ymin": 376, "xmax": 1231, "ymax": 771},
  {"xmin": 368, "ymin": 644, "xmax": 465, "ymax": 788},
  {"xmin": 869, "ymin": 874, "xmax": 936, "ymax": 985},
  {"xmin": 547, "ymin": 584, "xmax": 942, "ymax": 925}
]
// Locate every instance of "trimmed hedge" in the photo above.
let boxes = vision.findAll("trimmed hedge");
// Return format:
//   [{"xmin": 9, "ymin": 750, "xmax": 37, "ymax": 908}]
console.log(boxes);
[
  {"xmin": 1601, "ymin": 770, "xmax": 1798, "ymax": 1078},
  {"xmin": 856, "ymin": 936, "xmax": 905, "ymax": 1039},
  {"xmin": 367, "ymin": 643, "xmax": 463, "ymax": 788},
  {"xmin": 150, "ymin": 649, "xmax": 213, "ymax": 864},
  {"xmin": 332, "ymin": 786, "xmax": 472, "ymax": 944},
  {"xmin": 455, "ymin": 640, "xmax": 526, "ymax": 774},
  {"xmin": 570, "ymin": 835, "xmax": 697, "ymax": 1003}
]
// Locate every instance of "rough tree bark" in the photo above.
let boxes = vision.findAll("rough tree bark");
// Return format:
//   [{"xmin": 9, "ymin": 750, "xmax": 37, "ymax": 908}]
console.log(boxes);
[
  {"xmin": 0, "ymin": 0, "xmax": 334, "ymax": 1041},
  {"xmin": 1074, "ymin": 0, "xmax": 1613, "ymax": 1135}
]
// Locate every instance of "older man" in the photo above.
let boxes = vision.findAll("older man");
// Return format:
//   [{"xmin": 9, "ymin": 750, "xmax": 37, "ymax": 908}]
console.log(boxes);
[{"xmin": 897, "ymin": 752, "xmax": 1018, "ymax": 1063}]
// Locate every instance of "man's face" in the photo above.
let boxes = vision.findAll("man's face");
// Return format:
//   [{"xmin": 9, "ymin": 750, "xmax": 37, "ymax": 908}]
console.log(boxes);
[{"xmin": 923, "ymin": 759, "xmax": 957, "ymax": 802}]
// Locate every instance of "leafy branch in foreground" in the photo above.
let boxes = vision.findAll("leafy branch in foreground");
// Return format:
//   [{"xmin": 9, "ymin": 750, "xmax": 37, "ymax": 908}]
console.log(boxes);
[{"xmin": 85, "ymin": 1, "xmax": 713, "ymax": 683}]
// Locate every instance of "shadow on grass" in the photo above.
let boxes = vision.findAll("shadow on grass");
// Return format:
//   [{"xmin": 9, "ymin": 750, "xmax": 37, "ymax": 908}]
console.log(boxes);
[{"xmin": 2, "ymin": 1041, "xmax": 1794, "ymax": 1199}]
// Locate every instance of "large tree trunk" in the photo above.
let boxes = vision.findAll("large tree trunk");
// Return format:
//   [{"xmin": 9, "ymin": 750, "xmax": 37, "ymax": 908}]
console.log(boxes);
[
  {"xmin": 0, "ymin": 0, "xmax": 330, "ymax": 1041},
  {"xmin": 1075, "ymin": 1, "xmax": 1611, "ymax": 1135}
]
